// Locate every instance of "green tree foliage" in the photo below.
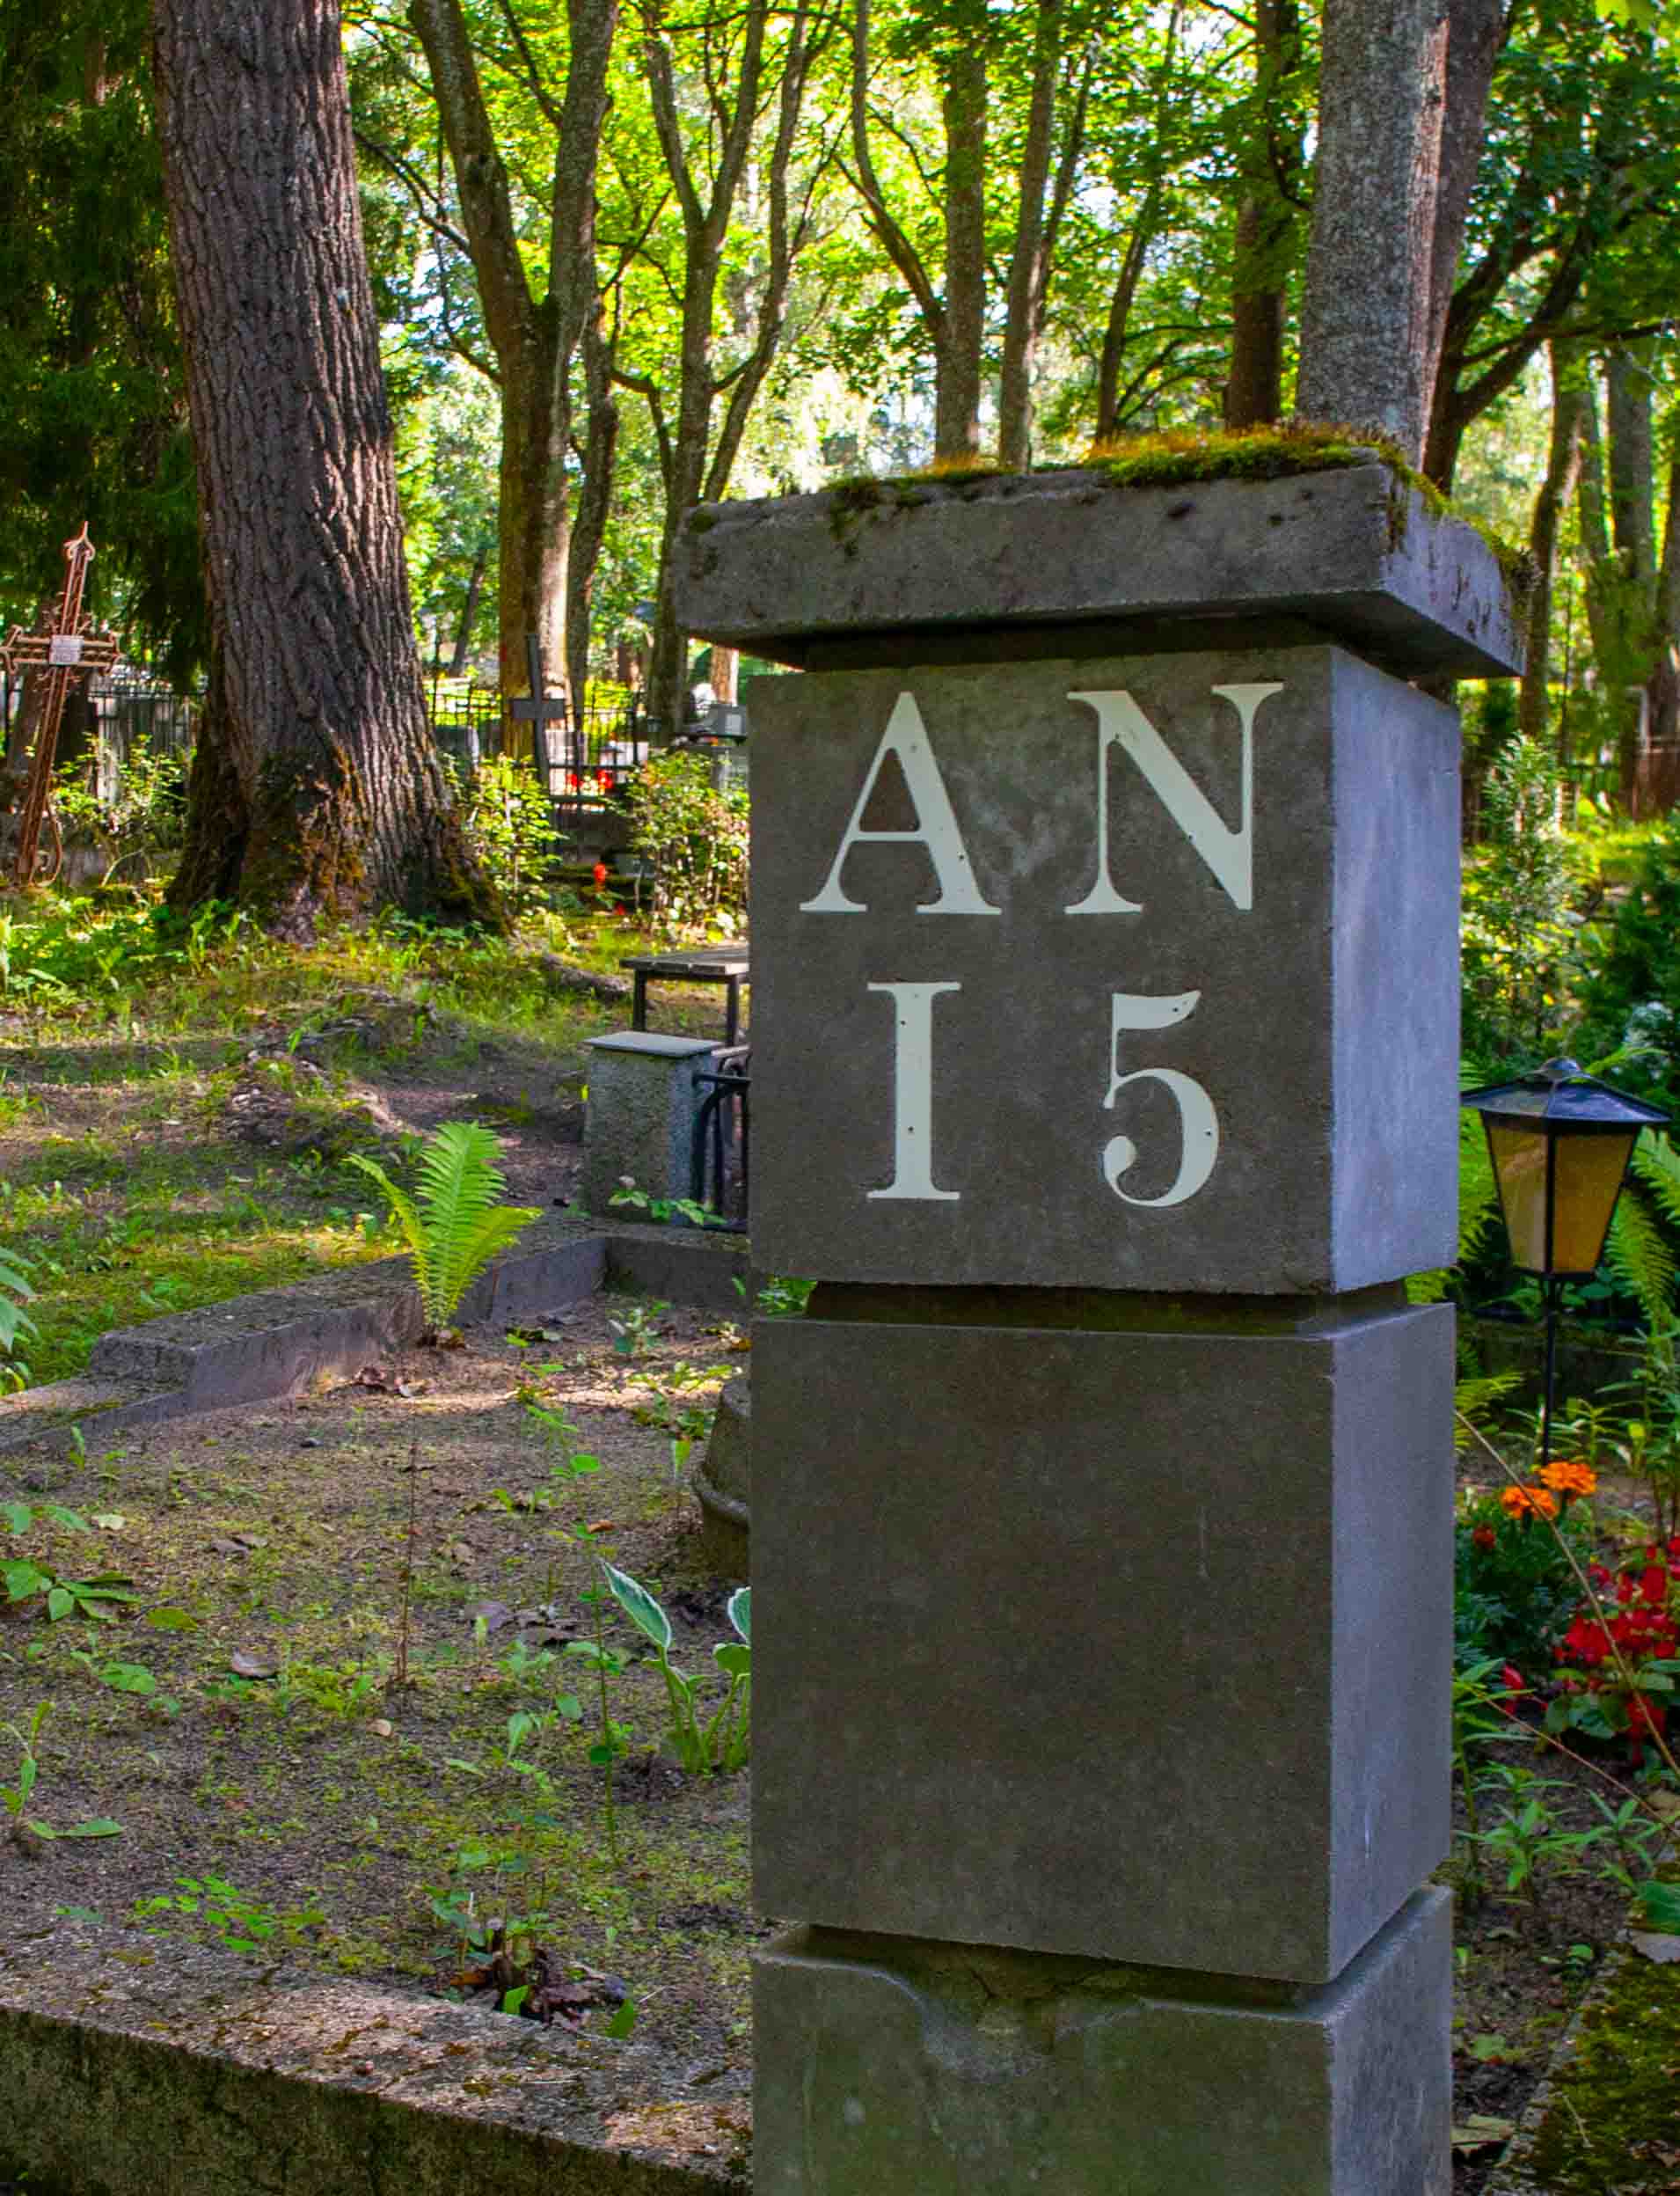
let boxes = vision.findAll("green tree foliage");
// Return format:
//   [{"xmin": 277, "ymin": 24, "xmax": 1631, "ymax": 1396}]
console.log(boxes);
[{"xmin": 0, "ymin": 0, "xmax": 203, "ymax": 676}]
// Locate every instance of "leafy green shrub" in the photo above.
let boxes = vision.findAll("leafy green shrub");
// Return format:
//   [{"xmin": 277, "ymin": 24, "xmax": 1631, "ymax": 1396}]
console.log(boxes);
[
  {"xmin": 449, "ymin": 755, "xmax": 558, "ymax": 912},
  {"xmin": 53, "ymin": 730, "xmax": 187, "ymax": 874},
  {"xmin": 0, "ymin": 897, "xmax": 243, "ymax": 1004},
  {"xmin": 1462, "ymin": 736, "xmax": 1575, "ymax": 1069},
  {"xmin": 1456, "ymin": 1490, "xmax": 1596, "ymax": 1677},
  {"xmin": 623, "ymin": 753, "xmax": 748, "ymax": 933},
  {"xmin": 1574, "ymin": 816, "xmax": 1680, "ymax": 1114},
  {"xmin": 348, "ymin": 1122, "xmax": 539, "ymax": 1336}
]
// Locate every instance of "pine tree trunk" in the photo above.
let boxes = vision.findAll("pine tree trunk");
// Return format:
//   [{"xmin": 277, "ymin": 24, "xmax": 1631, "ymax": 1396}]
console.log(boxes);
[{"xmin": 153, "ymin": 0, "xmax": 499, "ymax": 936}]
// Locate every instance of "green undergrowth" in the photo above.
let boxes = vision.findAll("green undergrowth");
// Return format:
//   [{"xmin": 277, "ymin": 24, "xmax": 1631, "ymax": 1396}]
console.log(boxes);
[{"xmin": 0, "ymin": 890, "xmax": 676, "ymax": 1387}]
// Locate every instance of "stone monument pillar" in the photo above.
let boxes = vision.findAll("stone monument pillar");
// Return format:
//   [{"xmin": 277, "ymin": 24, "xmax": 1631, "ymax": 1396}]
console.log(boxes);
[{"xmin": 673, "ymin": 459, "xmax": 1522, "ymax": 2196}]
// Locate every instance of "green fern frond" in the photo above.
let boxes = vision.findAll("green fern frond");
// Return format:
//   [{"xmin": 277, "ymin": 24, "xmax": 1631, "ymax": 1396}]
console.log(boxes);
[
  {"xmin": 1457, "ymin": 1109, "xmax": 1501, "ymax": 1264},
  {"xmin": 348, "ymin": 1125, "xmax": 538, "ymax": 1329},
  {"xmin": 1632, "ymin": 1130, "xmax": 1680, "ymax": 1230},
  {"xmin": 1453, "ymin": 1371, "xmax": 1522, "ymax": 1450},
  {"xmin": 1603, "ymin": 1185, "xmax": 1675, "ymax": 1331}
]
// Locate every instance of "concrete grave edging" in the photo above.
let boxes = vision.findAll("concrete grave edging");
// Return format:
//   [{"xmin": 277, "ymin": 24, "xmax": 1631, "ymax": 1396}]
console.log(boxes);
[
  {"xmin": 0, "ymin": 1218, "xmax": 751, "ymax": 1462},
  {"xmin": 0, "ymin": 1932, "xmax": 741, "ymax": 2196}
]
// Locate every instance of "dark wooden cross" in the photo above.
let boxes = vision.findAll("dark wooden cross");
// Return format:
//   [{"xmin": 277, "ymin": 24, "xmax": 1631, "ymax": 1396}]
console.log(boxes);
[
  {"xmin": 506, "ymin": 634, "xmax": 569, "ymax": 786},
  {"xmin": 2, "ymin": 524, "xmax": 119, "ymax": 887}
]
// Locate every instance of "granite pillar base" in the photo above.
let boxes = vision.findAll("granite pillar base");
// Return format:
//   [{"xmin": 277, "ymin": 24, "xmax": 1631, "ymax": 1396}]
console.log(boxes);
[
  {"xmin": 754, "ymin": 1298, "xmax": 1452, "ymax": 1981},
  {"xmin": 755, "ymin": 1891, "xmax": 1452, "ymax": 2196}
]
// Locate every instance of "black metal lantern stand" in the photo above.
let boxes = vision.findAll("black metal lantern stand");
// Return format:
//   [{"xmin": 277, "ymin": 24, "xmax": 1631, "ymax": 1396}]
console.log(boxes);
[{"xmin": 1461, "ymin": 1058, "xmax": 1670, "ymax": 1471}]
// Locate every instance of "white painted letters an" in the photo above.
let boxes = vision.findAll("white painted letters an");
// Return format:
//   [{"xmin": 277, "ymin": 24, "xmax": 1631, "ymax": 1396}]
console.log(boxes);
[
  {"xmin": 801, "ymin": 692, "xmax": 1000, "ymax": 916},
  {"xmin": 868, "ymin": 981, "xmax": 961, "ymax": 1202},
  {"xmin": 1103, "ymin": 991, "xmax": 1219, "ymax": 1208},
  {"xmin": 1064, "ymin": 682, "xmax": 1283, "ymax": 915}
]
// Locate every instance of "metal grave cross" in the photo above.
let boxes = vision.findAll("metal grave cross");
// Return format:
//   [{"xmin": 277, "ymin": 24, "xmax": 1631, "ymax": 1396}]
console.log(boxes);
[
  {"xmin": 507, "ymin": 634, "xmax": 569, "ymax": 787},
  {"xmin": 1, "ymin": 523, "xmax": 119, "ymax": 886}
]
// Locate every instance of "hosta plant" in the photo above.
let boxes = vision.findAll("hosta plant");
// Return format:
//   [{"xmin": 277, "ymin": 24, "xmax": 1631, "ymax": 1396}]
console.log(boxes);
[
  {"xmin": 349, "ymin": 1123, "xmax": 539, "ymax": 1339},
  {"xmin": 603, "ymin": 1564, "xmax": 751, "ymax": 1774}
]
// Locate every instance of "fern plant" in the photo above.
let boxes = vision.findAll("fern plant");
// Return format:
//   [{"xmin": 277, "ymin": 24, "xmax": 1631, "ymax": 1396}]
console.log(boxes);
[
  {"xmin": 348, "ymin": 1124, "xmax": 539, "ymax": 1337},
  {"xmin": 0, "ymin": 1248, "xmax": 35, "ymax": 1394}
]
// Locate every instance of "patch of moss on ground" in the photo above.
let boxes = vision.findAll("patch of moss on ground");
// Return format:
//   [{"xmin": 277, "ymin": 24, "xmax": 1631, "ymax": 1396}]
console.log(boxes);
[{"xmin": 1521, "ymin": 1941, "xmax": 1680, "ymax": 2190}]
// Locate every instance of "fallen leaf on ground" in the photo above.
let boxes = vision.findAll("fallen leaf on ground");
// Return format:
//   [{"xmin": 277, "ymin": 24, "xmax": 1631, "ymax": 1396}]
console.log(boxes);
[
  {"xmin": 228, "ymin": 1651, "xmax": 279, "ymax": 1680},
  {"xmin": 1450, "ymin": 2117, "xmax": 1515, "ymax": 2152}
]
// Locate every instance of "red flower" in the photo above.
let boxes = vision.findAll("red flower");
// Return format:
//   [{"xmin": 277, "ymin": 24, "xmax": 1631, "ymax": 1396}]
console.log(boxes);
[
  {"xmin": 592, "ymin": 861, "xmax": 609, "ymax": 886},
  {"xmin": 1472, "ymin": 1523, "xmax": 1497, "ymax": 1550},
  {"xmin": 1639, "ymin": 1562, "xmax": 1671, "ymax": 1607}
]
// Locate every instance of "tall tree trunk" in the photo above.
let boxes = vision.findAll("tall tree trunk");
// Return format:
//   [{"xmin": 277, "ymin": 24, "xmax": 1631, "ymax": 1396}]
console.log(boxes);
[
  {"xmin": 1647, "ymin": 440, "xmax": 1680, "ymax": 803},
  {"xmin": 1297, "ymin": 0, "xmax": 1448, "ymax": 461},
  {"xmin": 565, "ymin": 304, "xmax": 619, "ymax": 715},
  {"xmin": 153, "ymin": 0, "xmax": 498, "ymax": 936},
  {"xmin": 1576, "ymin": 375, "xmax": 1650, "ymax": 813},
  {"xmin": 1226, "ymin": 0, "xmax": 1302, "ymax": 429},
  {"xmin": 935, "ymin": 42, "xmax": 988, "ymax": 460},
  {"xmin": 449, "ymin": 547, "xmax": 487, "ymax": 676},
  {"xmin": 408, "ymin": 0, "xmax": 617, "ymax": 704},
  {"xmin": 1094, "ymin": 190, "xmax": 1158, "ymax": 443},
  {"xmin": 1518, "ymin": 343, "xmax": 1589, "ymax": 750},
  {"xmin": 997, "ymin": 0, "xmax": 1075, "ymax": 470},
  {"xmin": 1419, "ymin": 0, "xmax": 1506, "ymax": 433}
]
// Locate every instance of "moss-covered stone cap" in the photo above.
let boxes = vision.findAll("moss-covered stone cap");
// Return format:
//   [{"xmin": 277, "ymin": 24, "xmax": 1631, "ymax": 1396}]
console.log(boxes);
[{"xmin": 673, "ymin": 457, "xmax": 1523, "ymax": 680}]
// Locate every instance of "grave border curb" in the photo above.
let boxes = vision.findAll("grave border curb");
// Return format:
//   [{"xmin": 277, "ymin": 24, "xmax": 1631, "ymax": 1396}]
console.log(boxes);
[{"xmin": 0, "ymin": 1219, "xmax": 751, "ymax": 1463}]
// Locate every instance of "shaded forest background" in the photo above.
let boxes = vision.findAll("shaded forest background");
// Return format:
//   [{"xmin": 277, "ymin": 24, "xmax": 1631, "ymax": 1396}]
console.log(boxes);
[{"xmin": 4, "ymin": 0, "xmax": 1678, "ymax": 812}]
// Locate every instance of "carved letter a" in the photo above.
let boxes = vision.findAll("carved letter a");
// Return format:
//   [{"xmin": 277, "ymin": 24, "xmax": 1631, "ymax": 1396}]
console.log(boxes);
[{"xmin": 800, "ymin": 692, "xmax": 1001, "ymax": 916}]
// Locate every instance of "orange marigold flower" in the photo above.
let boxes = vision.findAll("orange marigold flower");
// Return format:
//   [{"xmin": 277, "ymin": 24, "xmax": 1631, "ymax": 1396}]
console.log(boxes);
[
  {"xmin": 1500, "ymin": 1484, "xmax": 1559, "ymax": 1522},
  {"xmin": 1538, "ymin": 1458, "xmax": 1598, "ymax": 1498}
]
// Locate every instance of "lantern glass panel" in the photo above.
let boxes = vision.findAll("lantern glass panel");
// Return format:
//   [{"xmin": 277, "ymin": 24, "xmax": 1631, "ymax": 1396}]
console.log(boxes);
[
  {"xmin": 1551, "ymin": 1129, "xmax": 1638, "ymax": 1276},
  {"xmin": 1486, "ymin": 1122, "xmax": 1549, "ymax": 1271}
]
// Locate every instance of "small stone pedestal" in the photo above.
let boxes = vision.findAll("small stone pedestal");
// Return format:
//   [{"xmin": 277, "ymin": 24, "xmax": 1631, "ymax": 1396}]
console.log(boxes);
[
  {"xmin": 673, "ymin": 458, "xmax": 1523, "ymax": 2196},
  {"xmin": 580, "ymin": 1031, "xmax": 719, "ymax": 1218}
]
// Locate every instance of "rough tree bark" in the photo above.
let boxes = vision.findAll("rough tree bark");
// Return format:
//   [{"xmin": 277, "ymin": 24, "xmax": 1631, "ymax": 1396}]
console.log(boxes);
[
  {"xmin": 152, "ymin": 0, "xmax": 499, "ymax": 935},
  {"xmin": 1225, "ymin": 0, "xmax": 1302, "ymax": 428},
  {"xmin": 1517, "ymin": 344, "xmax": 1590, "ymax": 751},
  {"xmin": 406, "ymin": 0, "xmax": 617, "ymax": 705},
  {"xmin": 1297, "ymin": 0, "xmax": 1491, "ymax": 462}
]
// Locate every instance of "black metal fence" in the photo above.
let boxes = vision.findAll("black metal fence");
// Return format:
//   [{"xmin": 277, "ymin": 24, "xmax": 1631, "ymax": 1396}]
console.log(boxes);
[{"xmin": 425, "ymin": 676, "xmax": 653, "ymax": 826}]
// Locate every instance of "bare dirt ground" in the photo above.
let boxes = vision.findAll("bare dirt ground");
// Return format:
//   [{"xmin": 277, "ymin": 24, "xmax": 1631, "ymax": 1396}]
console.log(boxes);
[{"xmin": 0, "ymin": 1292, "xmax": 756, "ymax": 2100}]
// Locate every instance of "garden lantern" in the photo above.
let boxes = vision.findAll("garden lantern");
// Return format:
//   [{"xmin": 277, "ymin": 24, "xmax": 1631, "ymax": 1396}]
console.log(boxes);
[{"xmin": 1461, "ymin": 1058, "xmax": 1669, "ymax": 1467}]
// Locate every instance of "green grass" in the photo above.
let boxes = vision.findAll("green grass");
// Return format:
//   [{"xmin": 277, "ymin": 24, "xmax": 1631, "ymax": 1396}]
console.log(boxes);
[{"xmin": 0, "ymin": 887, "xmax": 683, "ymax": 1388}]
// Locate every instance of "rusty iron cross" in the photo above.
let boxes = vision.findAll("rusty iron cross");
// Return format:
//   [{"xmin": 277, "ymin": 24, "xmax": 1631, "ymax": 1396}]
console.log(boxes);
[{"xmin": 2, "ymin": 524, "xmax": 120, "ymax": 887}]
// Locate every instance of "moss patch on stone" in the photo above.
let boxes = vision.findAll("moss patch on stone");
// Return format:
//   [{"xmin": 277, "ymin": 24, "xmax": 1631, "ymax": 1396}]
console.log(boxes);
[
  {"xmin": 815, "ymin": 427, "xmax": 1532, "ymax": 611},
  {"xmin": 1521, "ymin": 1923, "xmax": 1680, "ymax": 2191}
]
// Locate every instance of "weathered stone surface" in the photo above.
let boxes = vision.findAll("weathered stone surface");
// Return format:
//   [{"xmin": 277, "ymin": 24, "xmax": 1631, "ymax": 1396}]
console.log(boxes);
[
  {"xmin": 755, "ymin": 1891, "xmax": 1452, "ymax": 2196},
  {"xmin": 749, "ymin": 644, "xmax": 1458, "ymax": 1294},
  {"xmin": 694, "ymin": 1374, "xmax": 751, "ymax": 1577},
  {"xmin": 673, "ymin": 461, "xmax": 1523, "ymax": 679},
  {"xmin": 581, "ymin": 1033, "xmax": 720, "ymax": 1217},
  {"xmin": 753, "ymin": 1299, "xmax": 1452, "ymax": 1980},
  {"xmin": 0, "ymin": 1929, "xmax": 741, "ymax": 2196}
]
